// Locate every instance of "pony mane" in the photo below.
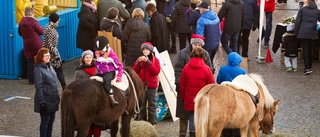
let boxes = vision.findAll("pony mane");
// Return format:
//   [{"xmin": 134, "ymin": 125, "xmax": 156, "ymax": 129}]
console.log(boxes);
[{"xmin": 249, "ymin": 73, "xmax": 274, "ymax": 109}]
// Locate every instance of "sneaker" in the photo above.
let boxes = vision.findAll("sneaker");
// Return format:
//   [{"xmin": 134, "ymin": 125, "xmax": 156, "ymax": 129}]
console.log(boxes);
[
  {"xmin": 303, "ymin": 69, "xmax": 312, "ymax": 75},
  {"xmin": 286, "ymin": 67, "xmax": 292, "ymax": 72},
  {"xmin": 293, "ymin": 68, "xmax": 297, "ymax": 72}
]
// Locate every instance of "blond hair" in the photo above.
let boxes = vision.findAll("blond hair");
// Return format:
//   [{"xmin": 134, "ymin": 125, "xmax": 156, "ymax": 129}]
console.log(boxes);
[{"xmin": 132, "ymin": 8, "xmax": 145, "ymax": 19}]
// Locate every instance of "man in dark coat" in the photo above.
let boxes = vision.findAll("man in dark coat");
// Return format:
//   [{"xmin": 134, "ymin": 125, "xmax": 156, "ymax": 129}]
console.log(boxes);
[
  {"xmin": 238, "ymin": 0, "xmax": 259, "ymax": 57},
  {"xmin": 174, "ymin": 34, "xmax": 214, "ymax": 137},
  {"xmin": 146, "ymin": 3, "xmax": 169, "ymax": 53},
  {"xmin": 218, "ymin": 0, "xmax": 244, "ymax": 54},
  {"xmin": 171, "ymin": 0, "xmax": 192, "ymax": 51},
  {"xmin": 76, "ymin": 0, "xmax": 98, "ymax": 51}
]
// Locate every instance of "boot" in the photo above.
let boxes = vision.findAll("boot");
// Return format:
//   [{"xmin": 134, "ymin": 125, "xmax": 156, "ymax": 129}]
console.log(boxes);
[
  {"xmin": 170, "ymin": 46, "xmax": 177, "ymax": 54},
  {"xmin": 189, "ymin": 131, "xmax": 195, "ymax": 137},
  {"xmin": 109, "ymin": 95, "xmax": 119, "ymax": 106}
]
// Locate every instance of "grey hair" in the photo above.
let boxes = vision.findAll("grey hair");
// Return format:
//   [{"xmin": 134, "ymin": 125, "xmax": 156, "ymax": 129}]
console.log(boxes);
[{"xmin": 24, "ymin": 7, "xmax": 34, "ymax": 17}]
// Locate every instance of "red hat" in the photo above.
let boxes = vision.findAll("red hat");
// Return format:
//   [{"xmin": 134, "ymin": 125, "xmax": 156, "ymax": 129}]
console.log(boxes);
[
  {"xmin": 141, "ymin": 42, "xmax": 154, "ymax": 51},
  {"xmin": 191, "ymin": 34, "xmax": 205, "ymax": 45}
]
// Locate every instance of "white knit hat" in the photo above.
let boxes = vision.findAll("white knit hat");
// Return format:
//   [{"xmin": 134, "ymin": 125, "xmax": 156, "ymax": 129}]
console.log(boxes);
[{"xmin": 81, "ymin": 50, "xmax": 93, "ymax": 58}]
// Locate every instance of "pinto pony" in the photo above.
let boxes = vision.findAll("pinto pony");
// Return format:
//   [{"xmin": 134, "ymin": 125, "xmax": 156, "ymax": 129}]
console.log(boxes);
[
  {"xmin": 194, "ymin": 73, "xmax": 279, "ymax": 137},
  {"xmin": 61, "ymin": 67, "xmax": 145, "ymax": 137}
]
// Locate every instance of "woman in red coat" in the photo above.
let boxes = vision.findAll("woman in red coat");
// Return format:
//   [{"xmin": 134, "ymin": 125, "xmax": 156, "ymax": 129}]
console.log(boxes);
[{"xmin": 180, "ymin": 47, "xmax": 215, "ymax": 136}]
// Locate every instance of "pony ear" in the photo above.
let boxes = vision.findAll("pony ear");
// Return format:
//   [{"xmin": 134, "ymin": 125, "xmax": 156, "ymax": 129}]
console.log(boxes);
[{"xmin": 273, "ymin": 100, "xmax": 280, "ymax": 111}]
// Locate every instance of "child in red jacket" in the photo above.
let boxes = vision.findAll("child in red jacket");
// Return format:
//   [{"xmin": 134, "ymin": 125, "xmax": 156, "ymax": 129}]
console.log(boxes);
[
  {"xmin": 180, "ymin": 47, "xmax": 215, "ymax": 136},
  {"xmin": 133, "ymin": 42, "xmax": 161, "ymax": 125}
]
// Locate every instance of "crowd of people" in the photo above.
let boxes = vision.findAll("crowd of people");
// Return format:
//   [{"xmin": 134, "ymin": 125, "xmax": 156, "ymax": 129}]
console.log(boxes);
[{"xmin": 16, "ymin": 0, "xmax": 320, "ymax": 136}]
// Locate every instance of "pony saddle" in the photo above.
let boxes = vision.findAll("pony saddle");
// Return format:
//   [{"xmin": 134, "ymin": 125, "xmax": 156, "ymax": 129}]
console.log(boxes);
[
  {"xmin": 90, "ymin": 74, "xmax": 129, "ymax": 91},
  {"xmin": 221, "ymin": 74, "xmax": 258, "ymax": 96},
  {"xmin": 221, "ymin": 74, "xmax": 259, "ymax": 107}
]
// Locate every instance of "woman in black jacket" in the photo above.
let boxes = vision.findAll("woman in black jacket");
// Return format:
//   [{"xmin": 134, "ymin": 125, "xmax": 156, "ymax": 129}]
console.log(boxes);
[
  {"xmin": 76, "ymin": 0, "xmax": 98, "ymax": 51},
  {"xmin": 295, "ymin": 0, "xmax": 320, "ymax": 75},
  {"xmin": 34, "ymin": 48, "xmax": 60, "ymax": 137},
  {"xmin": 122, "ymin": 8, "xmax": 151, "ymax": 66}
]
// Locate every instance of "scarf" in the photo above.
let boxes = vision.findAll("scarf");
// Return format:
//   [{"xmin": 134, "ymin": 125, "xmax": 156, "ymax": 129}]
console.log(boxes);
[{"xmin": 83, "ymin": 1, "xmax": 97, "ymax": 12}]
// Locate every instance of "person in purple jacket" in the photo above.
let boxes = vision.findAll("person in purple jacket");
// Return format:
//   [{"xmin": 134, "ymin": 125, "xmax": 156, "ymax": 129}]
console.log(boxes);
[
  {"xmin": 94, "ymin": 36, "xmax": 123, "ymax": 107},
  {"xmin": 18, "ymin": 7, "xmax": 44, "ymax": 85}
]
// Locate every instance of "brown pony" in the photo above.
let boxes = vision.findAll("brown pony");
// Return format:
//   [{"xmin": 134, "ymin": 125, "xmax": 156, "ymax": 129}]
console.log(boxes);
[
  {"xmin": 194, "ymin": 73, "xmax": 279, "ymax": 137},
  {"xmin": 61, "ymin": 67, "xmax": 145, "ymax": 137}
]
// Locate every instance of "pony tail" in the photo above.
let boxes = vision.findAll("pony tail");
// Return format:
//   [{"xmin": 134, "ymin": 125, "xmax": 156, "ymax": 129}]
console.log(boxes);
[
  {"xmin": 61, "ymin": 89, "xmax": 75, "ymax": 137},
  {"xmin": 194, "ymin": 92, "xmax": 210, "ymax": 137}
]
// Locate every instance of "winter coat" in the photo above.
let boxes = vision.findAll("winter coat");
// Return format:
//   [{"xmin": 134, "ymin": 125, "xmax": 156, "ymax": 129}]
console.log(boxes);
[
  {"xmin": 34, "ymin": 63, "xmax": 60, "ymax": 113},
  {"xmin": 77, "ymin": 5, "xmax": 98, "ymax": 51},
  {"xmin": 133, "ymin": 54, "xmax": 161, "ymax": 88},
  {"xmin": 216, "ymin": 52, "xmax": 246, "ymax": 84},
  {"xmin": 150, "ymin": 11, "xmax": 169, "ymax": 53},
  {"xmin": 180, "ymin": 58, "xmax": 214, "ymax": 111},
  {"xmin": 123, "ymin": 18, "xmax": 151, "ymax": 66},
  {"xmin": 282, "ymin": 32, "xmax": 301, "ymax": 57},
  {"xmin": 43, "ymin": 22, "xmax": 62, "ymax": 69},
  {"xmin": 130, "ymin": 0, "xmax": 148, "ymax": 23},
  {"xmin": 97, "ymin": 0, "xmax": 130, "ymax": 28},
  {"xmin": 18, "ymin": 17, "xmax": 44, "ymax": 58},
  {"xmin": 258, "ymin": 0, "xmax": 275, "ymax": 12},
  {"xmin": 295, "ymin": 1, "xmax": 320, "ymax": 40},
  {"xmin": 100, "ymin": 18, "xmax": 122, "ymax": 40},
  {"xmin": 196, "ymin": 11, "xmax": 221, "ymax": 52},
  {"xmin": 95, "ymin": 48, "xmax": 123, "ymax": 78},
  {"xmin": 171, "ymin": 0, "xmax": 191, "ymax": 33},
  {"xmin": 174, "ymin": 46, "xmax": 214, "ymax": 84},
  {"xmin": 186, "ymin": 9, "xmax": 201, "ymax": 34},
  {"xmin": 242, "ymin": 0, "xmax": 259, "ymax": 30},
  {"xmin": 218, "ymin": 0, "xmax": 244, "ymax": 34},
  {"xmin": 74, "ymin": 64, "xmax": 97, "ymax": 80}
]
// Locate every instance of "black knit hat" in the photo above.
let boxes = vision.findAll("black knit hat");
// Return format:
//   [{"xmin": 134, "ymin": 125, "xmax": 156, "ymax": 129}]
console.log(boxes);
[
  {"xmin": 94, "ymin": 36, "xmax": 109, "ymax": 51},
  {"xmin": 49, "ymin": 13, "xmax": 60, "ymax": 23},
  {"xmin": 199, "ymin": 1, "xmax": 209, "ymax": 9}
]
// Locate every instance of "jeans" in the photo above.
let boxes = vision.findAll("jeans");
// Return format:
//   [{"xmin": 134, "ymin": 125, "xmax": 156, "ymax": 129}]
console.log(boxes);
[
  {"xmin": 178, "ymin": 33, "xmax": 191, "ymax": 50},
  {"xmin": 264, "ymin": 12, "xmax": 273, "ymax": 44},
  {"xmin": 188, "ymin": 111, "xmax": 195, "ymax": 132},
  {"xmin": 97, "ymin": 71, "xmax": 115, "ymax": 93},
  {"xmin": 26, "ymin": 58, "xmax": 35, "ymax": 83},
  {"xmin": 40, "ymin": 112, "xmax": 56, "ymax": 137},
  {"xmin": 53, "ymin": 65, "xmax": 66, "ymax": 88},
  {"xmin": 139, "ymin": 88, "xmax": 158, "ymax": 125},
  {"xmin": 221, "ymin": 32, "xmax": 239, "ymax": 54},
  {"xmin": 239, "ymin": 29, "xmax": 251, "ymax": 57}
]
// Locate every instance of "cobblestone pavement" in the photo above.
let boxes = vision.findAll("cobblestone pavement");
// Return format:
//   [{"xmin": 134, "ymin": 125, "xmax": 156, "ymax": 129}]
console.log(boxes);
[{"xmin": 1, "ymin": 1, "xmax": 320, "ymax": 137}]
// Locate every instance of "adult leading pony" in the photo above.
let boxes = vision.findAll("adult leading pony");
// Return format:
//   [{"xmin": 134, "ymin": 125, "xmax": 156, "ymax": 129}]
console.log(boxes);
[
  {"xmin": 61, "ymin": 67, "xmax": 145, "ymax": 137},
  {"xmin": 194, "ymin": 73, "xmax": 279, "ymax": 137}
]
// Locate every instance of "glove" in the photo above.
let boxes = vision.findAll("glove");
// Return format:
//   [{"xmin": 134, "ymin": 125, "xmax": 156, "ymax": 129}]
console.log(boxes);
[
  {"xmin": 116, "ymin": 76, "xmax": 122, "ymax": 83},
  {"xmin": 252, "ymin": 23, "xmax": 258, "ymax": 31},
  {"xmin": 186, "ymin": 8, "xmax": 192, "ymax": 14},
  {"xmin": 40, "ymin": 103, "xmax": 47, "ymax": 112}
]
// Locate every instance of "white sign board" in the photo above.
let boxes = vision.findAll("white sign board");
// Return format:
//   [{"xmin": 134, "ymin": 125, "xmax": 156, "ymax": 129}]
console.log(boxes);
[{"xmin": 154, "ymin": 48, "xmax": 179, "ymax": 121}]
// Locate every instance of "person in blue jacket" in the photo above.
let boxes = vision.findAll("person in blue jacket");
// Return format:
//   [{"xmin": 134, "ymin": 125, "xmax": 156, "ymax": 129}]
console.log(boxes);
[
  {"xmin": 216, "ymin": 52, "xmax": 246, "ymax": 137},
  {"xmin": 216, "ymin": 52, "xmax": 246, "ymax": 84},
  {"xmin": 196, "ymin": 1, "xmax": 221, "ymax": 62},
  {"xmin": 130, "ymin": 0, "xmax": 148, "ymax": 23}
]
